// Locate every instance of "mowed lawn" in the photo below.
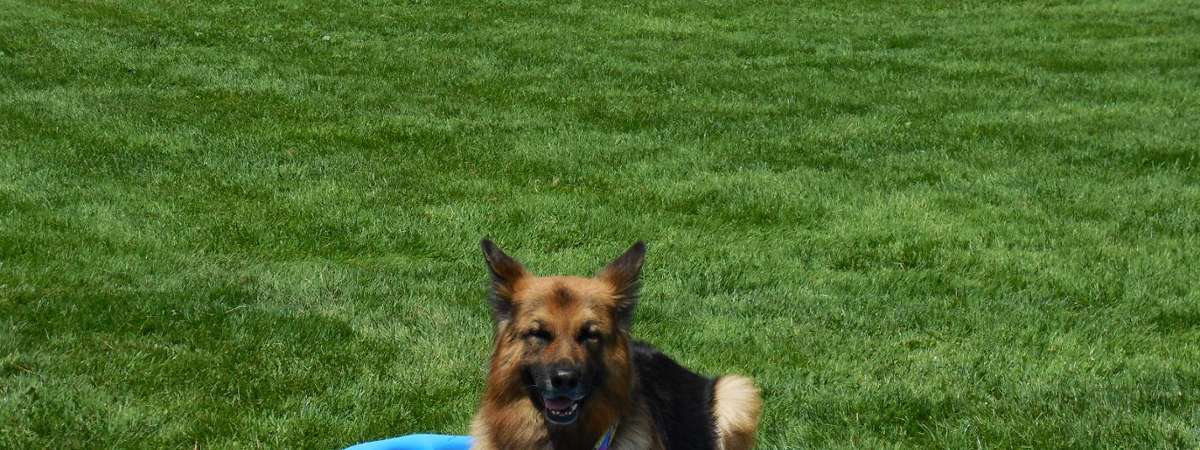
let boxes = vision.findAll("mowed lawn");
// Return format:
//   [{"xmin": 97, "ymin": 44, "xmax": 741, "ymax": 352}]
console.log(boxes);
[{"xmin": 2, "ymin": 0, "xmax": 1199, "ymax": 448}]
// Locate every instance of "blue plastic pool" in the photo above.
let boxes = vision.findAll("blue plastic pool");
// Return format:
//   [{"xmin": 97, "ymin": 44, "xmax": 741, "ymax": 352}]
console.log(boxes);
[{"xmin": 343, "ymin": 434, "xmax": 472, "ymax": 450}]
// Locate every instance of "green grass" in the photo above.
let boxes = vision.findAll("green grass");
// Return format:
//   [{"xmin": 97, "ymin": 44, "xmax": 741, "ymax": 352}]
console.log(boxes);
[{"xmin": 2, "ymin": 0, "xmax": 1199, "ymax": 448}]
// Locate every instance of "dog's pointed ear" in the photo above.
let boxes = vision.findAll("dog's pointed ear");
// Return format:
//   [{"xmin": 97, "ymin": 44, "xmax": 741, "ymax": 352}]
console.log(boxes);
[
  {"xmin": 599, "ymin": 241, "xmax": 646, "ymax": 331},
  {"xmin": 481, "ymin": 239, "xmax": 528, "ymax": 324}
]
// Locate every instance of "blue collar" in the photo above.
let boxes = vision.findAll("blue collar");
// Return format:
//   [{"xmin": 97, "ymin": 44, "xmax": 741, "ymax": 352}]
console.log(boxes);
[{"xmin": 593, "ymin": 421, "xmax": 617, "ymax": 450}]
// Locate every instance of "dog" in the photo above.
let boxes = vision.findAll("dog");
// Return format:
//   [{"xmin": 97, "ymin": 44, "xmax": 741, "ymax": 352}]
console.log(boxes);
[{"xmin": 470, "ymin": 240, "xmax": 762, "ymax": 450}]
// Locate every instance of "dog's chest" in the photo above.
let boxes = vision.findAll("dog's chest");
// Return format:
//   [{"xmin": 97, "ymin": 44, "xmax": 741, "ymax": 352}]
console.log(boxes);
[{"xmin": 608, "ymin": 406, "xmax": 661, "ymax": 450}]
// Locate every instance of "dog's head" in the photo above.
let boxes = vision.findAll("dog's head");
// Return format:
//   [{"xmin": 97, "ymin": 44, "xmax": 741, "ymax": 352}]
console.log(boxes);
[{"xmin": 480, "ymin": 240, "xmax": 645, "ymax": 426}]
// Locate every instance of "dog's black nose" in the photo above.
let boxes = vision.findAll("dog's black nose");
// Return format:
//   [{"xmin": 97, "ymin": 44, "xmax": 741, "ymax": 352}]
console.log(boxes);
[{"xmin": 550, "ymin": 368, "xmax": 580, "ymax": 391}]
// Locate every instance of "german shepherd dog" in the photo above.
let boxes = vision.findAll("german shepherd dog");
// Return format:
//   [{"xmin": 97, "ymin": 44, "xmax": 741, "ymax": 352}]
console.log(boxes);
[{"xmin": 470, "ymin": 240, "xmax": 762, "ymax": 450}]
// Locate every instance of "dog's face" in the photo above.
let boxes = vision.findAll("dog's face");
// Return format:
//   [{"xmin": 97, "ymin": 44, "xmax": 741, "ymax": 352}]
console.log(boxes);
[{"xmin": 481, "ymin": 240, "xmax": 644, "ymax": 426}]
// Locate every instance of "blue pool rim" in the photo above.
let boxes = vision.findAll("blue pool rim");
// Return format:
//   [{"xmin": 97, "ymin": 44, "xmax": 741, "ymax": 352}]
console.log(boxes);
[{"xmin": 343, "ymin": 434, "xmax": 472, "ymax": 450}]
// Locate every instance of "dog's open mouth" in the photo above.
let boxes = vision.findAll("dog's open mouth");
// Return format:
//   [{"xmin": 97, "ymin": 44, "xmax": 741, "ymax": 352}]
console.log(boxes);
[{"xmin": 540, "ymin": 395, "xmax": 580, "ymax": 425}]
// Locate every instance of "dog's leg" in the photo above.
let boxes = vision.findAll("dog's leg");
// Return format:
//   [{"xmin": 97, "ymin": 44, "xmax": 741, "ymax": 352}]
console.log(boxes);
[{"xmin": 712, "ymin": 375, "xmax": 762, "ymax": 450}]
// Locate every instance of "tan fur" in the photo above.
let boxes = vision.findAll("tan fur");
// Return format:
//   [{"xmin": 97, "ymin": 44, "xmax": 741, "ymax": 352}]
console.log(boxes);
[
  {"xmin": 712, "ymin": 375, "xmax": 762, "ymax": 450},
  {"xmin": 470, "ymin": 397, "xmax": 551, "ymax": 450},
  {"xmin": 608, "ymin": 400, "xmax": 664, "ymax": 450}
]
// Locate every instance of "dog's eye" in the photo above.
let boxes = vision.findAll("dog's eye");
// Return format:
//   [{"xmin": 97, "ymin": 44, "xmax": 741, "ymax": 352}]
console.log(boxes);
[
  {"xmin": 526, "ymin": 329, "xmax": 552, "ymax": 342},
  {"xmin": 579, "ymin": 329, "xmax": 602, "ymax": 343}
]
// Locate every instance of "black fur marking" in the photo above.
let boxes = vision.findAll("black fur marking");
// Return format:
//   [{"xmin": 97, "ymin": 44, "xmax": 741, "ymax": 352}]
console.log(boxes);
[
  {"xmin": 488, "ymin": 291, "xmax": 514, "ymax": 324},
  {"xmin": 553, "ymin": 285, "xmax": 573, "ymax": 306},
  {"xmin": 631, "ymin": 341, "xmax": 718, "ymax": 450}
]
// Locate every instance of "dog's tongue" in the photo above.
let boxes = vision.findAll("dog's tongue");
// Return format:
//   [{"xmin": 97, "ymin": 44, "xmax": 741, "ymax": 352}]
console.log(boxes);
[{"xmin": 543, "ymin": 396, "xmax": 572, "ymax": 411}]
